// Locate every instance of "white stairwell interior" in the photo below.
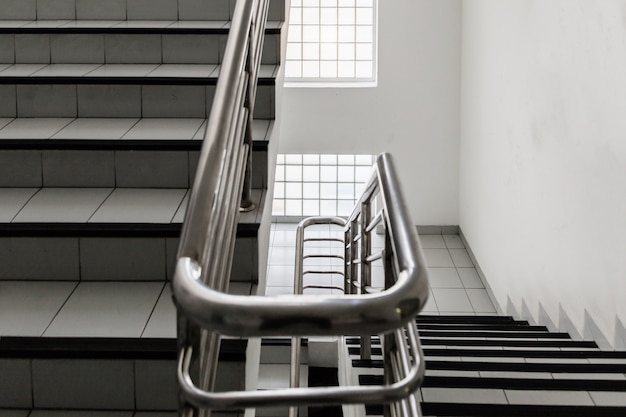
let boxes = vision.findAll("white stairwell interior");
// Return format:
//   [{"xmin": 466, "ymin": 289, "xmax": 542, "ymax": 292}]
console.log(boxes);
[{"xmin": 0, "ymin": 0, "xmax": 285, "ymax": 415}]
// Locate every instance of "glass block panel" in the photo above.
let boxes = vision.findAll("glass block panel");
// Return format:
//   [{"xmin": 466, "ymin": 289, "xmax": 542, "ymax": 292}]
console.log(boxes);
[
  {"xmin": 355, "ymin": 154, "xmax": 373, "ymax": 165},
  {"xmin": 285, "ymin": 60, "xmax": 302, "ymax": 78},
  {"xmin": 287, "ymin": 43, "xmax": 302, "ymax": 60},
  {"xmin": 303, "ymin": 43, "xmax": 320, "ymax": 60},
  {"xmin": 338, "ymin": 183, "xmax": 355, "ymax": 199},
  {"xmin": 356, "ymin": 8, "xmax": 372, "ymax": 24},
  {"xmin": 303, "ymin": 0, "xmax": 320, "ymax": 6},
  {"xmin": 302, "ymin": 60, "xmax": 320, "ymax": 77},
  {"xmin": 320, "ymin": 182, "xmax": 337, "ymax": 199},
  {"xmin": 285, "ymin": 199, "xmax": 303, "ymax": 216},
  {"xmin": 337, "ymin": 60, "xmax": 355, "ymax": 77},
  {"xmin": 337, "ymin": 25, "xmax": 355, "ymax": 42},
  {"xmin": 338, "ymin": 154, "xmax": 355, "ymax": 165},
  {"xmin": 320, "ymin": 165, "xmax": 338, "ymax": 182},
  {"xmin": 337, "ymin": 165, "xmax": 355, "ymax": 182},
  {"xmin": 274, "ymin": 182, "xmax": 285, "ymax": 199},
  {"xmin": 320, "ymin": 61, "xmax": 338, "ymax": 77},
  {"xmin": 275, "ymin": 165, "xmax": 285, "ymax": 181},
  {"xmin": 303, "ymin": 154, "xmax": 320, "ymax": 165},
  {"xmin": 302, "ymin": 25, "xmax": 320, "ymax": 42},
  {"xmin": 320, "ymin": 154, "xmax": 338, "ymax": 165},
  {"xmin": 303, "ymin": 200, "xmax": 320, "ymax": 216},
  {"xmin": 302, "ymin": 7, "xmax": 320, "ymax": 24},
  {"xmin": 355, "ymin": 165, "xmax": 371, "ymax": 182},
  {"xmin": 337, "ymin": 8, "xmax": 355, "ymax": 25},
  {"xmin": 355, "ymin": 25, "xmax": 372, "ymax": 42},
  {"xmin": 288, "ymin": 25, "xmax": 302, "ymax": 42},
  {"xmin": 320, "ymin": 43, "xmax": 338, "ymax": 60},
  {"xmin": 302, "ymin": 166, "xmax": 320, "ymax": 182},
  {"xmin": 320, "ymin": 200, "xmax": 337, "ymax": 216},
  {"xmin": 338, "ymin": 200, "xmax": 355, "ymax": 216},
  {"xmin": 303, "ymin": 182, "xmax": 320, "ymax": 198},
  {"xmin": 286, "ymin": 182, "xmax": 303, "ymax": 199},
  {"xmin": 355, "ymin": 60, "xmax": 372, "ymax": 78},
  {"xmin": 290, "ymin": 7, "xmax": 302, "ymax": 24},
  {"xmin": 285, "ymin": 165, "xmax": 303, "ymax": 182},
  {"xmin": 285, "ymin": 154, "xmax": 303, "ymax": 164},
  {"xmin": 273, "ymin": 199, "xmax": 285, "ymax": 216},
  {"xmin": 338, "ymin": 0, "xmax": 355, "ymax": 7},
  {"xmin": 355, "ymin": 43, "xmax": 372, "ymax": 60}
]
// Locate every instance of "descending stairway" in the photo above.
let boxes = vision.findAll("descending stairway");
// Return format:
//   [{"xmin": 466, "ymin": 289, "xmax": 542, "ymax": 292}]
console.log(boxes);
[
  {"xmin": 347, "ymin": 315, "xmax": 626, "ymax": 416},
  {"xmin": 0, "ymin": 0, "xmax": 284, "ymax": 415}
]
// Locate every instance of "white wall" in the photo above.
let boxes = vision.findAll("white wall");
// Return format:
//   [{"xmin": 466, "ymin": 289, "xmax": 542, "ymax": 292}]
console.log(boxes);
[
  {"xmin": 278, "ymin": 0, "xmax": 462, "ymax": 225},
  {"xmin": 460, "ymin": 0, "xmax": 626, "ymax": 345}
]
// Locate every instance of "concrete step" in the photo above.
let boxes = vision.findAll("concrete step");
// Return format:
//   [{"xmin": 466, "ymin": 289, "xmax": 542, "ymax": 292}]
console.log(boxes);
[
  {"xmin": 0, "ymin": 118, "xmax": 273, "ymax": 189},
  {"xmin": 0, "ymin": 63, "xmax": 277, "ymax": 118},
  {"xmin": 0, "ymin": 21, "xmax": 281, "ymax": 65},
  {"xmin": 0, "ymin": 187, "xmax": 267, "ymax": 282},
  {"xmin": 0, "ymin": 0, "xmax": 285, "ymax": 22}
]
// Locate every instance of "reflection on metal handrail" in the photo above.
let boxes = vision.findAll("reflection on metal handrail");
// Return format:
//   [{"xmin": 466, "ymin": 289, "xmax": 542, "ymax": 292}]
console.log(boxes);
[{"xmin": 174, "ymin": 151, "xmax": 430, "ymax": 415}]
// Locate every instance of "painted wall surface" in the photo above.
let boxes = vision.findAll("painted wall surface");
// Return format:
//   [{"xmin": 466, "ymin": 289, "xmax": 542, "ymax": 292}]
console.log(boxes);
[
  {"xmin": 278, "ymin": 0, "xmax": 462, "ymax": 225},
  {"xmin": 460, "ymin": 0, "xmax": 626, "ymax": 345}
]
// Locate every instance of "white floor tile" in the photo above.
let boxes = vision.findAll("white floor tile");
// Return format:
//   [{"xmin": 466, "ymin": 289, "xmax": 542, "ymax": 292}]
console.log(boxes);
[
  {"xmin": 166, "ymin": 21, "xmax": 228, "ymax": 30},
  {"xmin": 52, "ymin": 118, "xmax": 138, "ymax": 140},
  {"xmin": 457, "ymin": 267, "xmax": 484, "ymax": 288},
  {"xmin": 466, "ymin": 289, "xmax": 496, "ymax": 313},
  {"xmin": 171, "ymin": 191, "xmax": 189, "ymax": 223},
  {"xmin": 423, "ymin": 249, "xmax": 455, "ymax": 268},
  {"xmin": 122, "ymin": 118, "xmax": 204, "ymax": 140},
  {"xmin": 418, "ymin": 235, "xmax": 446, "ymax": 249},
  {"xmin": 443, "ymin": 234, "xmax": 465, "ymax": 248},
  {"xmin": 266, "ymin": 265, "xmax": 296, "ymax": 287},
  {"xmin": 44, "ymin": 282, "xmax": 164, "ymax": 337},
  {"xmin": 431, "ymin": 288, "xmax": 474, "ymax": 313},
  {"xmin": 61, "ymin": 20, "xmax": 120, "ymax": 28},
  {"xmin": 14, "ymin": 188, "xmax": 113, "ymax": 223},
  {"xmin": 0, "ymin": 188, "xmax": 38, "ymax": 222},
  {"xmin": 193, "ymin": 120, "xmax": 207, "ymax": 140},
  {"xmin": 552, "ymin": 373, "xmax": 626, "ymax": 380},
  {"xmin": 428, "ymin": 268, "xmax": 463, "ymax": 288},
  {"xmin": 0, "ymin": 118, "xmax": 14, "ymax": 129},
  {"xmin": 22, "ymin": 20, "xmax": 73, "ymax": 28},
  {"xmin": 253, "ymin": 119, "xmax": 270, "ymax": 141},
  {"xmin": 505, "ymin": 389, "xmax": 594, "ymax": 405},
  {"xmin": 0, "ymin": 64, "xmax": 11, "ymax": 72},
  {"xmin": 89, "ymin": 188, "xmax": 187, "ymax": 223},
  {"xmin": 0, "ymin": 281, "xmax": 76, "ymax": 336},
  {"xmin": 112, "ymin": 21, "xmax": 175, "ymax": 29},
  {"xmin": 421, "ymin": 290, "xmax": 439, "ymax": 313},
  {"xmin": 0, "ymin": 117, "xmax": 73, "ymax": 139},
  {"xmin": 449, "ymin": 248, "xmax": 474, "ymax": 267}
]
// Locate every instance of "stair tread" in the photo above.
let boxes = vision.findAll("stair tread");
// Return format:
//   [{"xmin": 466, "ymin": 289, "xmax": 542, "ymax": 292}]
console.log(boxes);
[
  {"xmin": 0, "ymin": 63, "xmax": 278, "ymax": 82},
  {"xmin": 0, "ymin": 187, "xmax": 265, "ymax": 230},
  {"xmin": 0, "ymin": 280, "xmax": 256, "ymax": 340},
  {"xmin": 0, "ymin": 117, "xmax": 272, "ymax": 144},
  {"xmin": 0, "ymin": 19, "xmax": 282, "ymax": 32}
]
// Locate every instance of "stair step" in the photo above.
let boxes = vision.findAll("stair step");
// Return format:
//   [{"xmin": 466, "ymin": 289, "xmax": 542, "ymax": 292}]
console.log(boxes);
[
  {"xmin": 0, "ymin": 118, "xmax": 272, "ymax": 188},
  {"xmin": 0, "ymin": 64, "xmax": 276, "ymax": 119},
  {"xmin": 0, "ymin": 0, "xmax": 285, "ymax": 22},
  {"xmin": 0, "ymin": 335, "xmax": 247, "ymax": 410},
  {"xmin": 367, "ymin": 403, "xmax": 626, "ymax": 417},
  {"xmin": 417, "ymin": 314, "xmax": 525, "ymax": 324}
]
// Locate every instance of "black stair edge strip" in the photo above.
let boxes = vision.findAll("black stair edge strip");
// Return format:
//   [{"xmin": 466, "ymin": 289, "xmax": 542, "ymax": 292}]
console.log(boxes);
[
  {"xmin": 0, "ymin": 337, "xmax": 247, "ymax": 361},
  {"xmin": 0, "ymin": 76, "xmax": 275, "ymax": 86},
  {"xmin": 347, "ymin": 339, "xmax": 598, "ymax": 348},
  {"xmin": 0, "ymin": 138, "xmax": 269, "ymax": 152},
  {"xmin": 351, "ymin": 359, "xmax": 626, "ymax": 374},
  {"xmin": 0, "ymin": 26, "xmax": 282, "ymax": 35},
  {"xmin": 417, "ymin": 315, "xmax": 522, "ymax": 324},
  {"xmin": 261, "ymin": 337, "xmax": 308, "ymax": 347},
  {"xmin": 0, "ymin": 222, "xmax": 259, "ymax": 238},
  {"xmin": 366, "ymin": 403, "xmax": 626, "ymax": 417},
  {"xmin": 359, "ymin": 374, "xmax": 626, "ymax": 392},
  {"xmin": 417, "ymin": 330, "xmax": 571, "ymax": 339},
  {"xmin": 422, "ymin": 348, "xmax": 626, "ymax": 359},
  {"xmin": 416, "ymin": 323, "xmax": 550, "ymax": 332}
]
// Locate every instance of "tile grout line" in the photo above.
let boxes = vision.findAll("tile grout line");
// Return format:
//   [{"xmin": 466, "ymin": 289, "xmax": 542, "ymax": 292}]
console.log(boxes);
[
  {"xmin": 85, "ymin": 187, "xmax": 115, "ymax": 223},
  {"xmin": 11, "ymin": 187, "xmax": 43, "ymax": 223},
  {"xmin": 40, "ymin": 280, "xmax": 80, "ymax": 337},
  {"xmin": 140, "ymin": 282, "xmax": 167, "ymax": 338}
]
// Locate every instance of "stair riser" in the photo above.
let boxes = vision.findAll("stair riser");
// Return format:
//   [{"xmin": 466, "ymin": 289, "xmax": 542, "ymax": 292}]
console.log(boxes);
[
  {"xmin": 0, "ymin": 0, "xmax": 285, "ymax": 22},
  {"xmin": 0, "ymin": 236, "xmax": 258, "ymax": 282},
  {"xmin": 0, "ymin": 84, "xmax": 275, "ymax": 119},
  {"xmin": 0, "ymin": 33, "xmax": 280, "ymax": 65},
  {"xmin": 0, "ymin": 149, "xmax": 267, "ymax": 189},
  {"xmin": 0, "ymin": 357, "xmax": 244, "ymax": 410}
]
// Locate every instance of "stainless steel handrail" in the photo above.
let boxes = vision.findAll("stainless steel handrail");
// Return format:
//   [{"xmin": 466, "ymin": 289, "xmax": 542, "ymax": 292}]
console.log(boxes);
[{"xmin": 174, "ymin": 152, "xmax": 430, "ymax": 413}]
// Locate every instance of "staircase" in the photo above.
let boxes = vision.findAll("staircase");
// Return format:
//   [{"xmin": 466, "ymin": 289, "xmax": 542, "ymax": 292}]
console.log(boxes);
[
  {"xmin": 346, "ymin": 314, "xmax": 626, "ymax": 416},
  {"xmin": 0, "ymin": 0, "xmax": 284, "ymax": 415}
]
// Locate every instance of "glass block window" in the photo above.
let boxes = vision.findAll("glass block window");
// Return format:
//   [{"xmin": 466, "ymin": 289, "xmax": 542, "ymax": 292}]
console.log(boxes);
[
  {"xmin": 285, "ymin": 0, "xmax": 377, "ymax": 82},
  {"xmin": 273, "ymin": 154, "xmax": 375, "ymax": 217}
]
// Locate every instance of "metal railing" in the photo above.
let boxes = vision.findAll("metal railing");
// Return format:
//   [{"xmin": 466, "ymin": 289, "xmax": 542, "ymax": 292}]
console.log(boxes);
[
  {"xmin": 173, "ymin": 0, "xmax": 269, "ymax": 415},
  {"xmin": 174, "ymin": 150, "xmax": 431, "ymax": 415},
  {"xmin": 171, "ymin": 0, "xmax": 430, "ymax": 415}
]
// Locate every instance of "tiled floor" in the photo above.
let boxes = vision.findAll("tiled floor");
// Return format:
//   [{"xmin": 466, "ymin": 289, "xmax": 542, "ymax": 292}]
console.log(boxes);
[{"xmin": 267, "ymin": 222, "xmax": 497, "ymax": 315}]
